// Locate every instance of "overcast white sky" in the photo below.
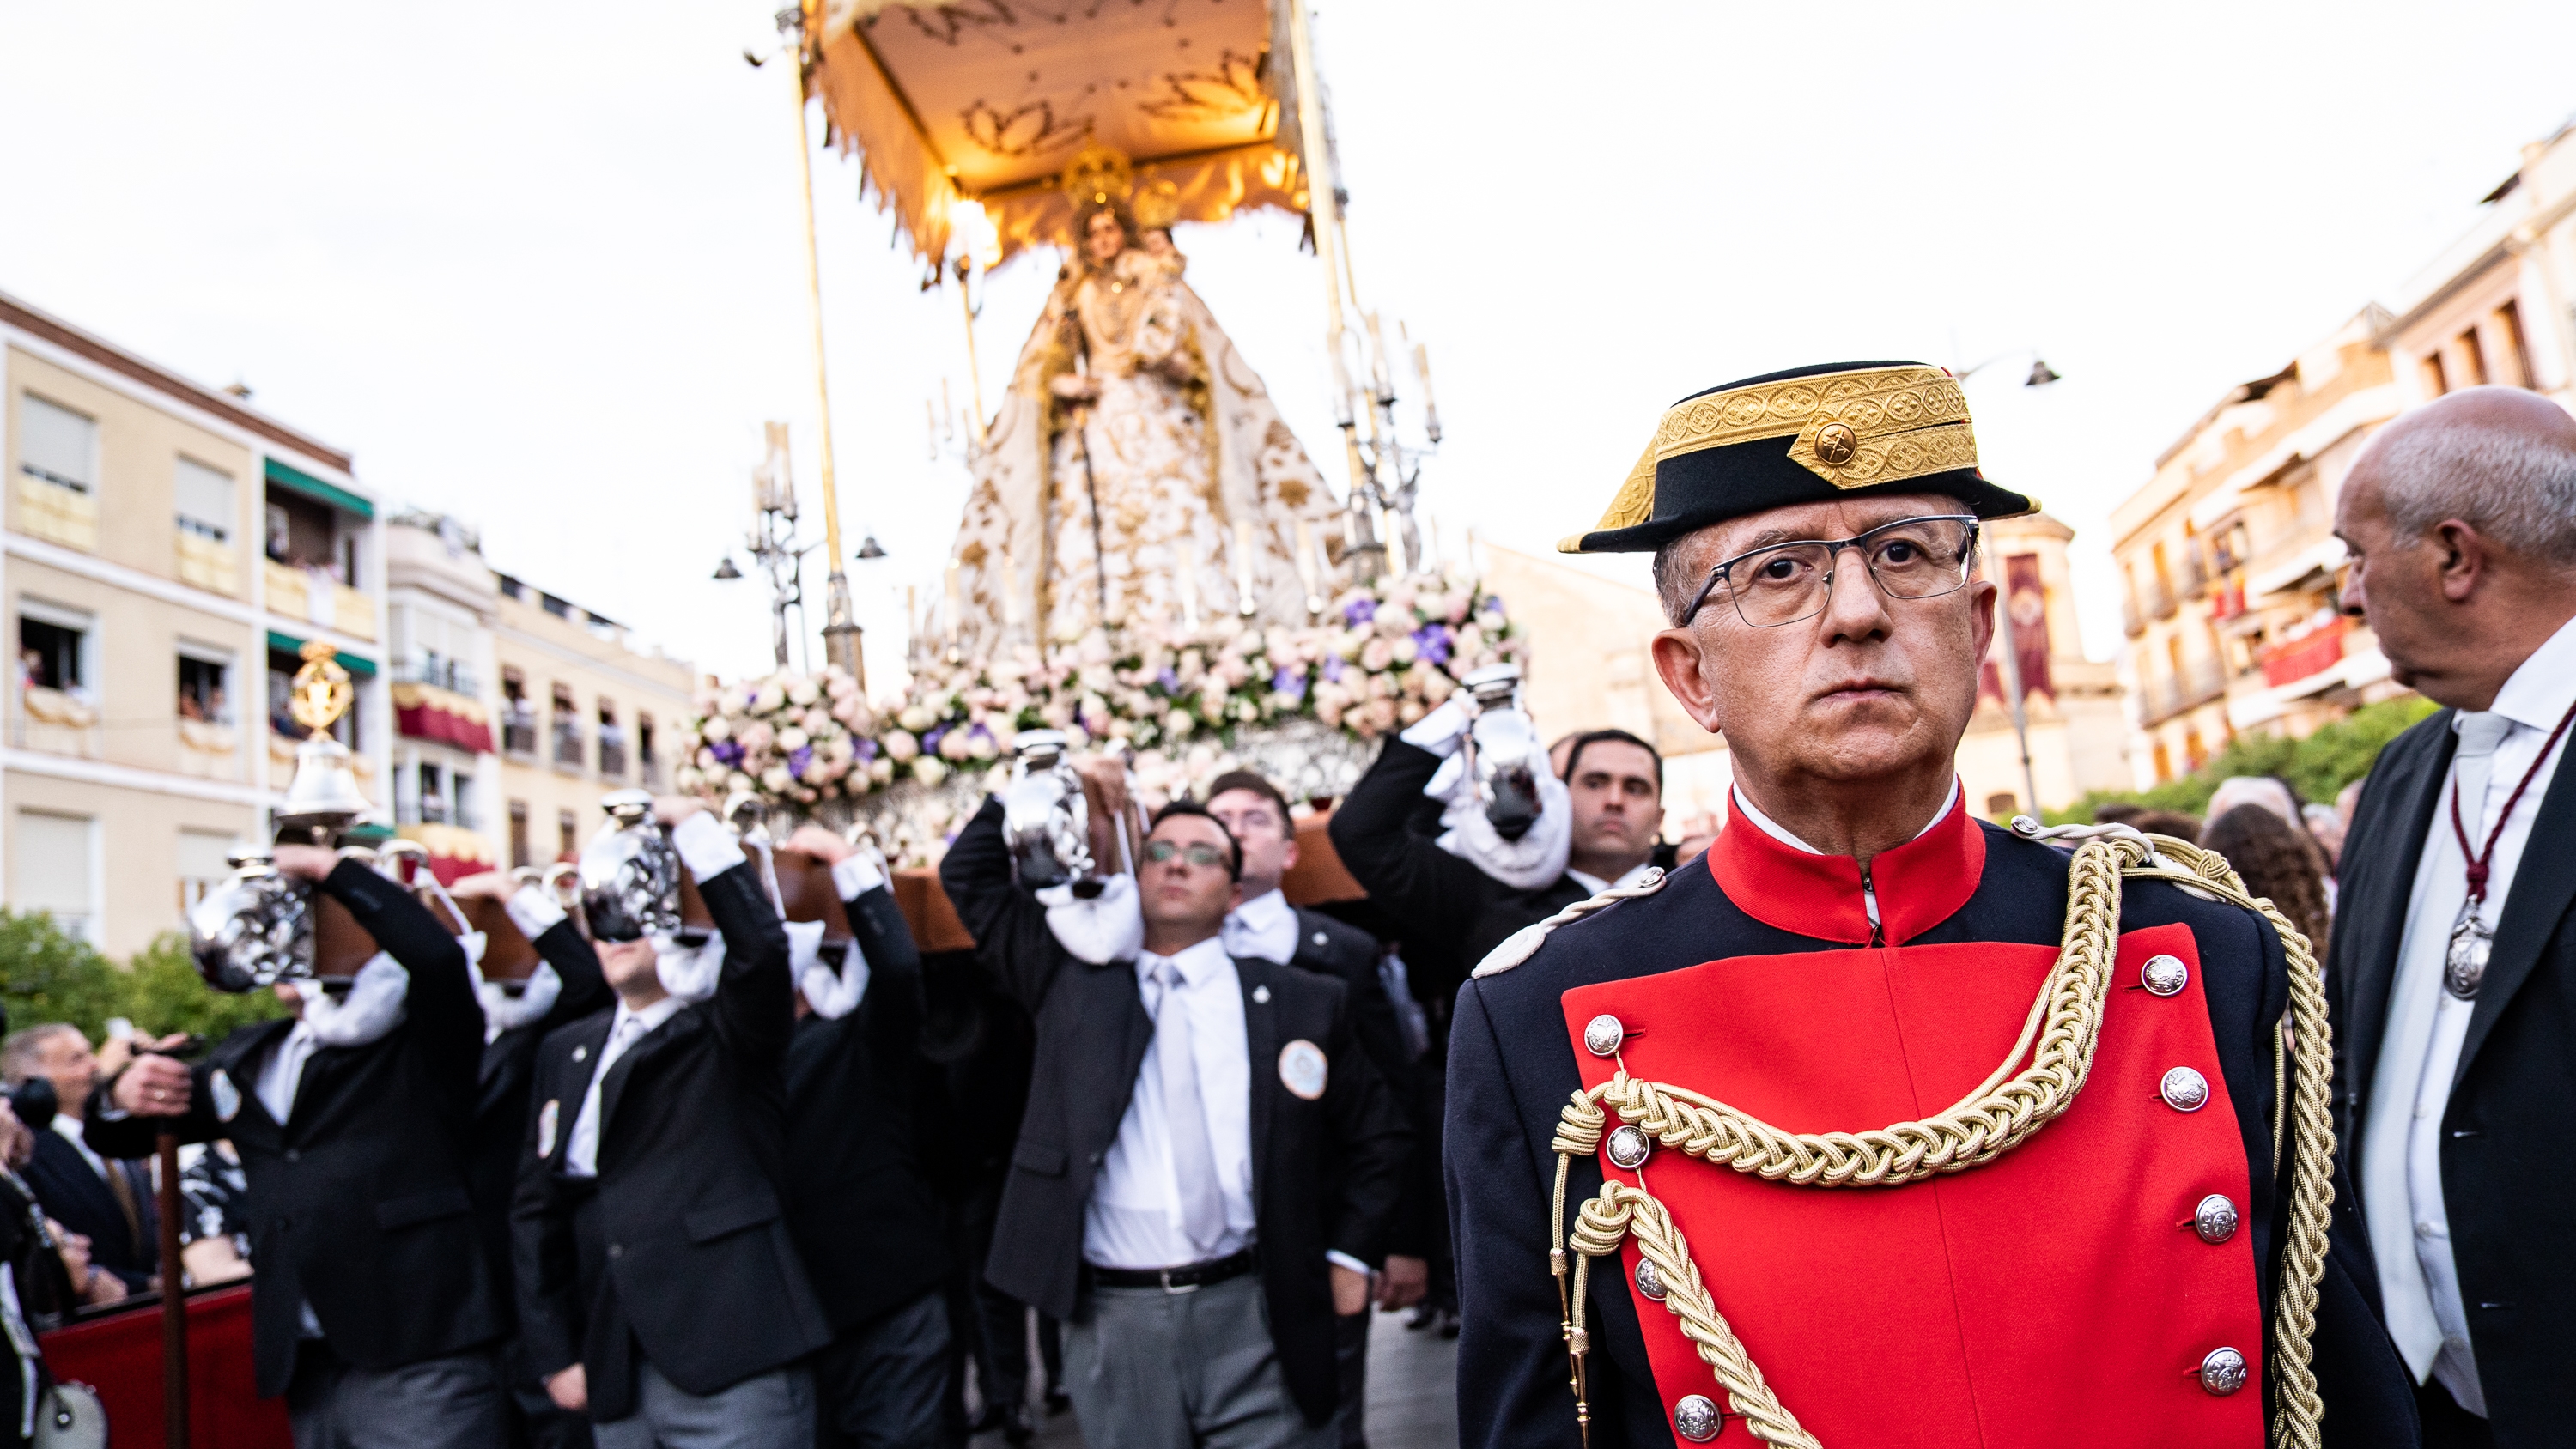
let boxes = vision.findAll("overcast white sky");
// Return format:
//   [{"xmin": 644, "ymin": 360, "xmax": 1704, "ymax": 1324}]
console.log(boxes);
[{"xmin": 4, "ymin": 2, "xmax": 2573, "ymax": 689}]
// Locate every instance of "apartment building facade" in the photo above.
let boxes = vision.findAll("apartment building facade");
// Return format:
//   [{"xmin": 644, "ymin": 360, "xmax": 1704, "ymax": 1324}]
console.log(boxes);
[
  {"xmin": 2111, "ymin": 312, "xmax": 2404, "ymax": 786},
  {"xmin": 2, "ymin": 291, "xmax": 386, "ymax": 955},
  {"xmin": 2380, "ymin": 113, "xmax": 2576, "ymax": 412},
  {"xmin": 491, "ymin": 574, "xmax": 694, "ymax": 870}
]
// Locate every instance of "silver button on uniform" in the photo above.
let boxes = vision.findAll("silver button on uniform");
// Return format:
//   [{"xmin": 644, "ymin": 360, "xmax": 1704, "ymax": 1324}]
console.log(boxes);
[
  {"xmin": 1635, "ymin": 1258, "xmax": 1668, "ymax": 1301},
  {"xmin": 2160, "ymin": 1066, "xmax": 2209, "ymax": 1113},
  {"xmin": 1583, "ymin": 1014, "xmax": 1625, "ymax": 1058},
  {"xmin": 2141, "ymin": 954, "xmax": 2189, "ymax": 997},
  {"xmin": 1673, "ymin": 1394, "xmax": 1722, "ymax": 1441},
  {"xmin": 1606, "ymin": 1125, "xmax": 1652, "ymax": 1170},
  {"xmin": 2192, "ymin": 1194, "xmax": 2239, "ymax": 1244},
  {"xmin": 2198, "ymin": 1347, "xmax": 2247, "ymax": 1395}
]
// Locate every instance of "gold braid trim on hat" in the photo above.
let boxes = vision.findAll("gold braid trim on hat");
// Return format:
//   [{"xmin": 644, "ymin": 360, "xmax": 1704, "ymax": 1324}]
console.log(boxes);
[
  {"xmin": 1562, "ymin": 366, "xmax": 1981, "ymax": 549},
  {"xmin": 1548, "ymin": 833, "xmax": 2336, "ymax": 1449}
]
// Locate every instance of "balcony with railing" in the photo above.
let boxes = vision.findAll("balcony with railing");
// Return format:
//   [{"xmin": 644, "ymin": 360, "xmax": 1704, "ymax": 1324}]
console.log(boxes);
[
  {"xmin": 638, "ymin": 745, "xmax": 663, "ymax": 791},
  {"xmin": 2261, "ymin": 615, "xmax": 2349, "ymax": 690},
  {"xmin": 598, "ymin": 724, "xmax": 629, "ymax": 779},
  {"xmin": 264, "ymin": 559, "xmax": 375, "ymax": 641},
  {"xmin": 2180, "ymin": 549, "xmax": 2210, "ymax": 600},
  {"xmin": 552, "ymin": 715, "xmax": 586, "ymax": 773},
  {"xmin": 2180, "ymin": 656, "xmax": 2228, "ymax": 709},
  {"xmin": 2144, "ymin": 576, "xmax": 2178, "ymax": 621},
  {"xmin": 501, "ymin": 700, "xmax": 538, "ymax": 758},
  {"xmin": 2122, "ymin": 596, "xmax": 2144, "ymax": 639},
  {"xmin": 394, "ymin": 655, "xmax": 482, "ymax": 699}
]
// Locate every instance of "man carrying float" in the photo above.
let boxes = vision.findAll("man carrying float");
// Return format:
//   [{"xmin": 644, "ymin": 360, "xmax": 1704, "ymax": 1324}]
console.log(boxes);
[{"xmin": 1446, "ymin": 362, "xmax": 2417, "ymax": 1448}]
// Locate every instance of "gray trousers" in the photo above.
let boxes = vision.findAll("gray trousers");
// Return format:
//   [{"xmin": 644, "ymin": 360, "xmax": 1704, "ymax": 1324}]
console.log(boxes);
[
  {"xmin": 1064, "ymin": 1275, "xmax": 1334, "ymax": 1449},
  {"xmin": 590, "ymin": 1362, "xmax": 812, "ymax": 1449},
  {"xmin": 285, "ymin": 1343, "xmax": 507, "ymax": 1449}
]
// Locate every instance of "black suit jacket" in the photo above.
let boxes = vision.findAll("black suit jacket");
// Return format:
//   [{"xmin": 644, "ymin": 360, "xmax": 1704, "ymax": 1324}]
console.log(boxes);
[
  {"xmin": 469, "ymin": 917, "xmax": 612, "ymax": 1335},
  {"xmin": 939, "ymin": 797, "xmax": 1413, "ymax": 1426},
  {"xmin": 1453, "ymin": 830, "xmax": 2416, "ymax": 1449},
  {"xmin": 88, "ymin": 860, "xmax": 500, "ymax": 1399},
  {"xmin": 782, "ymin": 876, "xmax": 950, "ymax": 1333},
  {"xmin": 1328, "ymin": 738, "xmax": 1588, "ymax": 1009},
  {"xmin": 2331, "ymin": 707, "xmax": 2576, "ymax": 1440},
  {"xmin": 511, "ymin": 859, "xmax": 832, "ymax": 1421},
  {"xmin": 1280, "ymin": 906, "xmax": 1429, "ymax": 1259},
  {"xmin": 21, "ymin": 1128, "xmax": 156, "ymax": 1291}
]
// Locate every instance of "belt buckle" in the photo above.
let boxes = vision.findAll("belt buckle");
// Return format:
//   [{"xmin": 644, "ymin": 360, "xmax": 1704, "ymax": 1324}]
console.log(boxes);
[{"xmin": 1157, "ymin": 1266, "xmax": 1200, "ymax": 1295}]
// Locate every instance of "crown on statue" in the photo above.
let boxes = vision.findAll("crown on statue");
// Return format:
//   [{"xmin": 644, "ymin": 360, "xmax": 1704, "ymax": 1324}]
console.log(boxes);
[{"xmin": 1059, "ymin": 142, "xmax": 1134, "ymax": 208}]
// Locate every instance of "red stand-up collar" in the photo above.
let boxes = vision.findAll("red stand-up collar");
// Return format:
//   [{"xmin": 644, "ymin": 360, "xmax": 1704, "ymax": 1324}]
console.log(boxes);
[{"xmin": 1708, "ymin": 784, "xmax": 1987, "ymax": 946}]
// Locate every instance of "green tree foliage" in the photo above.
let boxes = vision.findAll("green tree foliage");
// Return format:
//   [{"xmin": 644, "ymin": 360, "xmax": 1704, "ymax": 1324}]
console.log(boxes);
[
  {"xmin": 0, "ymin": 912, "xmax": 289, "ymax": 1052},
  {"xmin": 2046, "ymin": 697, "xmax": 2440, "ymax": 826}
]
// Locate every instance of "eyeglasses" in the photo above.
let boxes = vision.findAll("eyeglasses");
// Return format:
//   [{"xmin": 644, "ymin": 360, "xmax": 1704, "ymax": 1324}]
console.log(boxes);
[
  {"xmin": 1145, "ymin": 840, "xmax": 1232, "ymax": 870},
  {"xmin": 1681, "ymin": 514, "xmax": 1981, "ymax": 629}
]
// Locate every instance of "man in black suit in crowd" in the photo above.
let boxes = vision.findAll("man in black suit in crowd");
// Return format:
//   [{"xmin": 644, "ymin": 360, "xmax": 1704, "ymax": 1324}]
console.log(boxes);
[
  {"xmin": 444, "ymin": 869, "xmax": 614, "ymax": 1449},
  {"xmin": 1328, "ymin": 715, "xmax": 1666, "ymax": 1333},
  {"xmin": 777, "ymin": 825, "xmax": 951, "ymax": 1449},
  {"xmin": 513, "ymin": 795, "xmax": 831, "ymax": 1449},
  {"xmin": 99, "ymin": 845, "xmax": 509, "ymax": 1447},
  {"xmin": 2, "ymin": 1023, "xmax": 157, "ymax": 1294},
  {"xmin": 940, "ymin": 781, "xmax": 1411, "ymax": 1449},
  {"xmin": 2330, "ymin": 386, "xmax": 2576, "ymax": 1448},
  {"xmin": 1205, "ymin": 769, "xmax": 1427, "ymax": 1449}
]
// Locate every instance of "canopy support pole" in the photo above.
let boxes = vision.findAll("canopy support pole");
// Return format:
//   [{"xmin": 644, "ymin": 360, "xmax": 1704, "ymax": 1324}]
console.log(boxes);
[
  {"xmin": 1285, "ymin": 2, "xmax": 1383, "ymax": 584},
  {"xmin": 791, "ymin": 14, "xmax": 864, "ymax": 690}
]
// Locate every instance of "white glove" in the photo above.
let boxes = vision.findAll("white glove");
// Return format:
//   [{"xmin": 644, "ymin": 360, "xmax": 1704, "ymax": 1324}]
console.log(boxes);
[
  {"xmin": 1439, "ymin": 770, "xmax": 1573, "ymax": 891},
  {"xmin": 1038, "ymin": 873, "xmax": 1145, "ymax": 964},
  {"xmin": 653, "ymin": 932, "xmax": 726, "ymax": 1003},
  {"xmin": 1398, "ymin": 698, "xmax": 1473, "ymax": 757}
]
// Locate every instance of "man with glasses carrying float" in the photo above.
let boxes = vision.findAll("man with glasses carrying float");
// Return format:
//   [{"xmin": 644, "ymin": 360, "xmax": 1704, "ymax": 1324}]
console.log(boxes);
[
  {"xmin": 1448, "ymin": 362, "xmax": 2416, "ymax": 1448},
  {"xmin": 939, "ymin": 782, "xmax": 1411, "ymax": 1449}
]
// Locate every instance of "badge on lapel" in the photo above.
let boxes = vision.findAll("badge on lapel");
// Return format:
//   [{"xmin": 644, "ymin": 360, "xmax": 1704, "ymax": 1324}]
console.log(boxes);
[
  {"xmin": 210, "ymin": 1069, "xmax": 241, "ymax": 1124},
  {"xmin": 536, "ymin": 1099, "xmax": 561, "ymax": 1158},
  {"xmin": 1278, "ymin": 1040, "xmax": 1328, "ymax": 1100}
]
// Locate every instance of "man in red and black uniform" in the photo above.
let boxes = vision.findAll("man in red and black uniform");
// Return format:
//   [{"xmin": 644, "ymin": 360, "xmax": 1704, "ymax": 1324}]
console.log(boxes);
[{"xmin": 1448, "ymin": 361, "xmax": 2417, "ymax": 1447}]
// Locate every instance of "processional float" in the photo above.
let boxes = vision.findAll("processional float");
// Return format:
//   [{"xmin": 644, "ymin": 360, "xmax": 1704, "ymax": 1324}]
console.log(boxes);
[{"xmin": 685, "ymin": 0, "xmax": 1541, "ymax": 884}]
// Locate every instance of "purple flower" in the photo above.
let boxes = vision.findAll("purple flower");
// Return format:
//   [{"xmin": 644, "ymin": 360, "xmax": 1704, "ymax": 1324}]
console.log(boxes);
[
  {"xmin": 854, "ymin": 737, "xmax": 879, "ymax": 763},
  {"xmin": 1342, "ymin": 597, "xmax": 1376, "ymax": 627},
  {"xmin": 710, "ymin": 739, "xmax": 745, "ymax": 767},
  {"xmin": 1484, "ymin": 595, "xmax": 1504, "ymax": 614},
  {"xmin": 967, "ymin": 723, "xmax": 994, "ymax": 747},
  {"xmin": 921, "ymin": 724, "xmax": 950, "ymax": 755},
  {"xmin": 1157, "ymin": 667, "xmax": 1180, "ymax": 691},
  {"xmin": 1271, "ymin": 664, "xmax": 1300, "ymax": 693},
  {"xmin": 787, "ymin": 745, "xmax": 814, "ymax": 779},
  {"xmin": 1322, "ymin": 655, "xmax": 1346, "ymax": 683},
  {"xmin": 1411, "ymin": 624, "xmax": 1452, "ymax": 665}
]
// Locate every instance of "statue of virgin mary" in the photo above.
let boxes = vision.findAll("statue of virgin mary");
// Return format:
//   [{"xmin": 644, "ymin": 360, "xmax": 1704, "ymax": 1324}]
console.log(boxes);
[{"xmin": 945, "ymin": 149, "xmax": 1342, "ymax": 659}]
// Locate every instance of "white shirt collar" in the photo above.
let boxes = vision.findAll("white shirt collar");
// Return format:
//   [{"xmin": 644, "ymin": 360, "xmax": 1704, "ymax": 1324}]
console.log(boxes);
[
  {"xmin": 1222, "ymin": 888, "xmax": 1300, "ymax": 964},
  {"xmin": 611, "ymin": 993, "xmax": 687, "ymax": 1040},
  {"xmin": 1135, "ymin": 933, "xmax": 1231, "ymax": 989},
  {"xmin": 1729, "ymin": 776, "xmax": 1963, "ymax": 855},
  {"xmin": 2472, "ymin": 611, "xmax": 2576, "ymax": 737},
  {"xmin": 1567, "ymin": 861, "xmax": 1659, "ymax": 896}
]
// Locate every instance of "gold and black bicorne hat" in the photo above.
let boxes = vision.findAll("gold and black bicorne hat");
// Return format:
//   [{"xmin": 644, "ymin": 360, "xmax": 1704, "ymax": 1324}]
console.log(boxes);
[{"xmin": 1558, "ymin": 361, "xmax": 2037, "ymax": 554}]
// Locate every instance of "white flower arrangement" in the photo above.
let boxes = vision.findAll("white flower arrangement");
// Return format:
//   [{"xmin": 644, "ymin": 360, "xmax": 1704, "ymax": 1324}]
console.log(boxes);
[{"xmin": 678, "ymin": 571, "xmax": 1524, "ymax": 841}]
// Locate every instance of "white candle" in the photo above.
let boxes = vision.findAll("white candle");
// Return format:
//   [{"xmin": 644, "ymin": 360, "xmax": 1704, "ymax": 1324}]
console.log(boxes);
[
  {"xmin": 1234, "ymin": 519, "xmax": 1257, "ymax": 615},
  {"xmin": 1413, "ymin": 339, "xmax": 1441, "ymax": 438}
]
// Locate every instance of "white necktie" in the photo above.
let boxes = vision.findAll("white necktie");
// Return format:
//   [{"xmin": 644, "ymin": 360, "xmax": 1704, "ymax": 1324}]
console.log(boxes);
[
  {"xmin": 568, "ymin": 1014, "xmax": 648, "ymax": 1177},
  {"xmin": 1151, "ymin": 960, "xmax": 1226, "ymax": 1258}
]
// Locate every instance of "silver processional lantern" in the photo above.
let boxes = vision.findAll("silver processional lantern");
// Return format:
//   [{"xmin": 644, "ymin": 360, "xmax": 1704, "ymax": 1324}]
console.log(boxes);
[
  {"xmin": 191, "ymin": 640, "xmax": 373, "ymax": 991},
  {"xmin": 1001, "ymin": 730, "xmax": 1096, "ymax": 892},
  {"xmin": 577, "ymin": 789, "xmax": 684, "ymax": 943},
  {"xmin": 1460, "ymin": 663, "xmax": 1544, "ymax": 842}
]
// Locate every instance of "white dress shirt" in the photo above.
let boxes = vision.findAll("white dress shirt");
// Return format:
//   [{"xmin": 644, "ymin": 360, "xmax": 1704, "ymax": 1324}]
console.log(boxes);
[
  {"xmin": 2365, "ymin": 613, "xmax": 2576, "ymax": 1414},
  {"xmin": 1566, "ymin": 861, "xmax": 1659, "ymax": 897},
  {"xmin": 1084, "ymin": 937, "xmax": 1257, "ymax": 1270},
  {"xmin": 1223, "ymin": 888, "xmax": 1302, "ymax": 966},
  {"xmin": 562, "ymin": 995, "xmax": 687, "ymax": 1179}
]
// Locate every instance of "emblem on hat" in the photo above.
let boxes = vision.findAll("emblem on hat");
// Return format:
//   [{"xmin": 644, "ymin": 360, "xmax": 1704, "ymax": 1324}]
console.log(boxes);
[{"xmin": 1278, "ymin": 1040, "xmax": 1328, "ymax": 1100}]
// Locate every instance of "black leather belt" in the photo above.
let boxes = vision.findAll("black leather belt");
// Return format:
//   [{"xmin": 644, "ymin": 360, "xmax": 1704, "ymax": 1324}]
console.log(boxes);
[{"xmin": 1089, "ymin": 1247, "xmax": 1257, "ymax": 1292}]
